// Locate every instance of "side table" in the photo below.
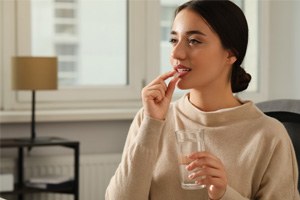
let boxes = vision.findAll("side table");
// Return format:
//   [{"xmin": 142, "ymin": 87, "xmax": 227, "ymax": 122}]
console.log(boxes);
[{"xmin": 0, "ymin": 137, "xmax": 79, "ymax": 200}]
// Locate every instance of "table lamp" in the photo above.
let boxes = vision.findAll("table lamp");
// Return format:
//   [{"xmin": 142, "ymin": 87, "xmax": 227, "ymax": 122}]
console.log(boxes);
[{"xmin": 12, "ymin": 56, "xmax": 58, "ymax": 142}]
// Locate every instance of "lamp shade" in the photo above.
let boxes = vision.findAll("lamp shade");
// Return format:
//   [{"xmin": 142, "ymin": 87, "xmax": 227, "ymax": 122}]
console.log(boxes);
[{"xmin": 12, "ymin": 56, "xmax": 58, "ymax": 90}]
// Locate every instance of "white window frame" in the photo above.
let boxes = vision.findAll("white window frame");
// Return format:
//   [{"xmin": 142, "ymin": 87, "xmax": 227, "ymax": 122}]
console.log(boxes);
[
  {"xmin": 10, "ymin": 0, "xmax": 146, "ymax": 107},
  {"xmin": 1, "ymin": 0, "xmax": 156, "ymax": 123}
]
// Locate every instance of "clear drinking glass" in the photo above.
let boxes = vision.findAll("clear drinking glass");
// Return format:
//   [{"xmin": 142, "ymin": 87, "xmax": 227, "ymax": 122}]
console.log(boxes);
[{"xmin": 175, "ymin": 129, "xmax": 206, "ymax": 190}]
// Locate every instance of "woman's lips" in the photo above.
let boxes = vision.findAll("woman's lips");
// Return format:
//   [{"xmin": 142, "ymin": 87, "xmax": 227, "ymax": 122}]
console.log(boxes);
[{"xmin": 174, "ymin": 65, "xmax": 192, "ymax": 77}]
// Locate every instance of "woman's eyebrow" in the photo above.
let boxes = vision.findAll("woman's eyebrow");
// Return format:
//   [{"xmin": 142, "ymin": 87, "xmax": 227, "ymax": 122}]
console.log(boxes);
[{"xmin": 170, "ymin": 30, "xmax": 207, "ymax": 37}]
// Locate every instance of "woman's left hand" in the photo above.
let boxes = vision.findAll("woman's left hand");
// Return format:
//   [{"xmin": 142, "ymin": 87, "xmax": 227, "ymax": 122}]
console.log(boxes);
[{"xmin": 186, "ymin": 152, "xmax": 228, "ymax": 200}]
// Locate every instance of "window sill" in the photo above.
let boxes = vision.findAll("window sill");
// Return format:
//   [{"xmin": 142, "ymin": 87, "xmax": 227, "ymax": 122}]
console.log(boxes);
[{"xmin": 0, "ymin": 108, "xmax": 139, "ymax": 124}]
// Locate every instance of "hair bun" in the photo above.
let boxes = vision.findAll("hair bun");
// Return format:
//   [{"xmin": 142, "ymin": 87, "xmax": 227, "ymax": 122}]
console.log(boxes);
[{"xmin": 231, "ymin": 66, "xmax": 251, "ymax": 93}]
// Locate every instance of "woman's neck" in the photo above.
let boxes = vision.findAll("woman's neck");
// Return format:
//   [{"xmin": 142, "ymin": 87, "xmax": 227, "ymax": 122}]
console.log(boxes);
[{"xmin": 189, "ymin": 89, "xmax": 241, "ymax": 112}]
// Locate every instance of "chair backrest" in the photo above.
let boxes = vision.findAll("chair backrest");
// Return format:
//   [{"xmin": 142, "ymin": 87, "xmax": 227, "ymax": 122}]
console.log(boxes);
[{"xmin": 256, "ymin": 99, "xmax": 300, "ymax": 191}]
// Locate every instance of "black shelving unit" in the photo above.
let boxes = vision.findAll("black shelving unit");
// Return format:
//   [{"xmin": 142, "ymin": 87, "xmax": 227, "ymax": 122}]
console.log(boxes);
[{"xmin": 0, "ymin": 137, "xmax": 79, "ymax": 200}]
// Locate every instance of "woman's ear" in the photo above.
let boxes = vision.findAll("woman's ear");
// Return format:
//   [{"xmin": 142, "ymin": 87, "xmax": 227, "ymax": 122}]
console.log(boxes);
[{"xmin": 226, "ymin": 50, "xmax": 237, "ymax": 65}]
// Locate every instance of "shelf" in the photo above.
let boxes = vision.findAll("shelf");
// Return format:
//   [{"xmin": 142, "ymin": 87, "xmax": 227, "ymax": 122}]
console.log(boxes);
[
  {"xmin": 0, "ymin": 183, "xmax": 74, "ymax": 195},
  {"xmin": 0, "ymin": 137, "xmax": 79, "ymax": 148}
]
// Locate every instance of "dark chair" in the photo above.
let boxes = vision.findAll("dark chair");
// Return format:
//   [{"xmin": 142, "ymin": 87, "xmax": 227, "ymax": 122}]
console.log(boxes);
[{"xmin": 256, "ymin": 99, "xmax": 300, "ymax": 191}]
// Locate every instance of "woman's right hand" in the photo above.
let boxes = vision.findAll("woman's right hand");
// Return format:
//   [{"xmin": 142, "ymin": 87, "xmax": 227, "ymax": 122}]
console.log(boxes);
[{"xmin": 141, "ymin": 71, "xmax": 179, "ymax": 120}]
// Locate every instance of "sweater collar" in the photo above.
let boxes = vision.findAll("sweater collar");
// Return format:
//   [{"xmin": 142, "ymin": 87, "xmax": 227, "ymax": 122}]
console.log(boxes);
[{"xmin": 174, "ymin": 93, "xmax": 262, "ymax": 127}]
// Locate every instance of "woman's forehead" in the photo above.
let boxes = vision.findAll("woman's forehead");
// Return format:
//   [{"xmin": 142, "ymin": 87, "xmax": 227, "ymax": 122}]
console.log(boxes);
[{"xmin": 172, "ymin": 9, "xmax": 215, "ymax": 37}]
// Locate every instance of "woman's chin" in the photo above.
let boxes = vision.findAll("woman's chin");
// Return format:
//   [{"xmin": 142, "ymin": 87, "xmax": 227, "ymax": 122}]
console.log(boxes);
[{"xmin": 176, "ymin": 83, "xmax": 190, "ymax": 90}]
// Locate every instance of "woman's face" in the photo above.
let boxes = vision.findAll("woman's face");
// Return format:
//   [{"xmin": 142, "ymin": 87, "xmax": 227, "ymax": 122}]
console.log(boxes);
[{"xmin": 170, "ymin": 9, "xmax": 236, "ymax": 91}]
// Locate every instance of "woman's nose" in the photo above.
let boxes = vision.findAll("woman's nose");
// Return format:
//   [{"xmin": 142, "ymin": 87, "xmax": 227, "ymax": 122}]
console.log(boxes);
[{"xmin": 170, "ymin": 41, "xmax": 186, "ymax": 61}]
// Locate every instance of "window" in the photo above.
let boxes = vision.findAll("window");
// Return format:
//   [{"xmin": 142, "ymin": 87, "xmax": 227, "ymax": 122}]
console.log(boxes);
[
  {"xmin": 31, "ymin": 0, "xmax": 128, "ymax": 87},
  {"xmin": 1, "ymin": 0, "xmax": 146, "ymax": 113},
  {"xmin": 0, "ymin": 0, "xmax": 267, "ymax": 121}
]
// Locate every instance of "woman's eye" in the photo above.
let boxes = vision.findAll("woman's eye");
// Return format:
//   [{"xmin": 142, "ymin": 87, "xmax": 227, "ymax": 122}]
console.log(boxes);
[
  {"xmin": 189, "ymin": 39, "xmax": 201, "ymax": 45},
  {"xmin": 169, "ymin": 38, "xmax": 178, "ymax": 44}
]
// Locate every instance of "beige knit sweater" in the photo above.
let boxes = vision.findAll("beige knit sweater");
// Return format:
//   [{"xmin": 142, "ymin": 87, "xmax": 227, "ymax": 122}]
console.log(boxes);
[{"xmin": 106, "ymin": 94, "xmax": 300, "ymax": 200}]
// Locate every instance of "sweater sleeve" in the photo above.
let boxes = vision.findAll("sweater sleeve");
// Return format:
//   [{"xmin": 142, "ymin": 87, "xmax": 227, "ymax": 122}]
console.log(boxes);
[
  {"xmin": 220, "ymin": 186, "xmax": 250, "ymax": 200},
  {"xmin": 253, "ymin": 127, "xmax": 300, "ymax": 200},
  {"xmin": 221, "ymin": 123, "xmax": 300, "ymax": 200},
  {"xmin": 105, "ymin": 109, "xmax": 165, "ymax": 200}
]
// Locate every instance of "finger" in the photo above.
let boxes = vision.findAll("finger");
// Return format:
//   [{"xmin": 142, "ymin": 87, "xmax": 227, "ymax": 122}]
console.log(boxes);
[
  {"xmin": 188, "ymin": 151, "xmax": 221, "ymax": 162},
  {"xmin": 186, "ymin": 157, "xmax": 225, "ymax": 171},
  {"xmin": 188, "ymin": 167, "xmax": 224, "ymax": 180},
  {"xmin": 159, "ymin": 70, "xmax": 177, "ymax": 80},
  {"xmin": 149, "ymin": 70, "xmax": 177, "ymax": 85},
  {"xmin": 146, "ymin": 79, "xmax": 168, "ymax": 91},
  {"xmin": 143, "ymin": 89, "xmax": 164, "ymax": 101},
  {"xmin": 165, "ymin": 75, "xmax": 179, "ymax": 99},
  {"xmin": 187, "ymin": 157, "xmax": 223, "ymax": 171},
  {"xmin": 142, "ymin": 81, "xmax": 165, "ymax": 95},
  {"xmin": 196, "ymin": 176, "xmax": 226, "ymax": 189},
  {"xmin": 146, "ymin": 84, "xmax": 167, "ymax": 100}
]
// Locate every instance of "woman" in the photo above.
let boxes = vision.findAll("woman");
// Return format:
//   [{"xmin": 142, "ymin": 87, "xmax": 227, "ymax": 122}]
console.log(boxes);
[{"xmin": 106, "ymin": 0, "xmax": 299, "ymax": 199}]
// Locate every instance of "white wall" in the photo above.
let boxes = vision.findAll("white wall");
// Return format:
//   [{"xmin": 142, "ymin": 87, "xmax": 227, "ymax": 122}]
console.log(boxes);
[
  {"xmin": 0, "ymin": 120, "xmax": 130, "ymax": 157},
  {"xmin": 268, "ymin": 0, "xmax": 300, "ymax": 99}
]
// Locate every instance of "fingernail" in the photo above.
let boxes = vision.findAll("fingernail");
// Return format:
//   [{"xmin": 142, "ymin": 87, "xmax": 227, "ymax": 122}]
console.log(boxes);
[
  {"xmin": 196, "ymin": 181, "xmax": 206, "ymax": 188},
  {"xmin": 187, "ymin": 154, "xmax": 193, "ymax": 158},
  {"xmin": 195, "ymin": 180, "xmax": 205, "ymax": 186},
  {"xmin": 188, "ymin": 173, "xmax": 195, "ymax": 179}
]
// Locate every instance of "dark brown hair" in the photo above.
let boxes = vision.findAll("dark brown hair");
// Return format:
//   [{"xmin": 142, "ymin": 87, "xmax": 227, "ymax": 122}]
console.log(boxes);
[{"xmin": 175, "ymin": 0, "xmax": 251, "ymax": 93}]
